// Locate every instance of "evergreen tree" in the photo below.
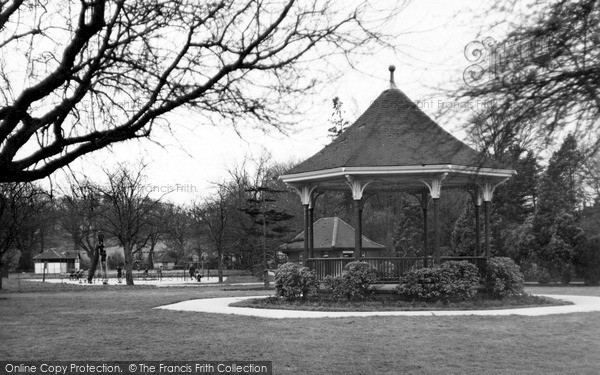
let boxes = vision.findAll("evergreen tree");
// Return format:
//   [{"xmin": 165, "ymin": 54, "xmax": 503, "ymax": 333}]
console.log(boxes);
[
  {"xmin": 537, "ymin": 134, "xmax": 584, "ymax": 217},
  {"xmin": 450, "ymin": 204, "xmax": 479, "ymax": 257},
  {"xmin": 392, "ymin": 204, "xmax": 424, "ymax": 257},
  {"xmin": 327, "ymin": 97, "xmax": 350, "ymax": 140},
  {"xmin": 533, "ymin": 135, "xmax": 585, "ymax": 282},
  {"xmin": 493, "ymin": 147, "xmax": 540, "ymax": 224},
  {"xmin": 243, "ymin": 185, "xmax": 294, "ymax": 288}
]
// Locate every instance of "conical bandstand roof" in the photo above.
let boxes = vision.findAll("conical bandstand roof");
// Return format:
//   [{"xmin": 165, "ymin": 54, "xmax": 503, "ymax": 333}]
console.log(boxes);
[{"xmin": 281, "ymin": 67, "xmax": 515, "ymax": 193}]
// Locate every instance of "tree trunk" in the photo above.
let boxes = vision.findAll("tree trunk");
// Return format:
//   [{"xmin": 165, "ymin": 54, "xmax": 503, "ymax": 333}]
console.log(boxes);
[
  {"xmin": 218, "ymin": 247, "xmax": 223, "ymax": 283},
  {"xmin": 17, "ymin": 246, "xmax": 33, "ymax": 272},
  {"xmin": 0, "ymin": 258, "xmax": 4, "ymax": 290},
  {"xmin": 123, "ymin": 240, "xmax": 135, "ymax": 285},
  {"xmin": 147, "ymin": 242, "xmax": 155, "ymax": 270},
  {"xmin": 87, "ymin": 248, "xmax": 99, "ymax": 283}
]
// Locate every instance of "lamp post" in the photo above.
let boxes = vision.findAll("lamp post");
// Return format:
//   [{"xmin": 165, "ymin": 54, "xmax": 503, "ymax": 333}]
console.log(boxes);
[{"xmin": 98, "ymin": 232, "xmax": 107, "ymax": 284}]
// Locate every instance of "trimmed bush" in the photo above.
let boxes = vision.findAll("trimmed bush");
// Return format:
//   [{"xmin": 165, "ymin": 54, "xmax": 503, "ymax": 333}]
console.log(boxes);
[
  {"xmin": 485, "ymin": 257, "xmax": 524, "ymax": 297},
  {"xmin": 274, "ymin": 262, "xmax": 318, "ymax": 300},
  {"xmin": 396, "ymin": 261, "xmax": 480, "ymax": 302},
  {"xmin": 322, "ymin": 261, "xmax": 378, "ymax": 301}
]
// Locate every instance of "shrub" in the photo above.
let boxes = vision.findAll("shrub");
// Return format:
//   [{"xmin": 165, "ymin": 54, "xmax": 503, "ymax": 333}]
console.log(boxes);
[
  {"xmin": 484, "ymin": 257, "xmax": 524, "ymax": 297},
  {"xmin": 537, "ymin": 267, "xmax": 552, "ymax": 285},
  {"xmin": 397, "ymin": 261, "xmax": 480, "ymax": 302},
  {"xmin": 322, "ymin": 261, "xmax": 378, "ymax": 301},
  {"xmin": 525, "ymin": 264, "xmax": 552, "ymax": 284},
  {"xmin": 274, "ymin": 262, "xmax": 318, "ymax": 300},
  {"xmin": 574, "ymin": 235, "xmax": 600, "ymax": 285}
]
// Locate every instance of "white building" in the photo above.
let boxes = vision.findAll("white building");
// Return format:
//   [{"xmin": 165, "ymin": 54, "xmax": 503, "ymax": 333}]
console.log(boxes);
[{"xmin": 33, "ymin": 249, "xmax": 81, "ymax": 274}]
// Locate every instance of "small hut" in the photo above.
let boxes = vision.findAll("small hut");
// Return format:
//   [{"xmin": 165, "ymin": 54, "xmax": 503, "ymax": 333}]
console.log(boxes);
[
  {"xmin": 33, "ymin": 249, "xmax": 81, "ymax": 274},
  {"xmin": 153, "ymin": 253, "xmax": 177, "ymax": 270},
  {"xmin": 280, "ymin": 217, "xmax": 385, "ymax": 262}
]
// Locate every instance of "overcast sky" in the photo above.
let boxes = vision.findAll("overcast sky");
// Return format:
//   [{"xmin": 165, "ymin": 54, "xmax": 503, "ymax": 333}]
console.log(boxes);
[{"xmin": 56, "ymin": 1, "xmax": 521, "ymax": 204}]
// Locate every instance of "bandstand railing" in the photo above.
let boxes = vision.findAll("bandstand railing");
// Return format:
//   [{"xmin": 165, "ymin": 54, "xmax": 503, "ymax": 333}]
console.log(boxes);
[{"xmin": 305, "ymin": 256, "xmax": 487, "ymax": 283}]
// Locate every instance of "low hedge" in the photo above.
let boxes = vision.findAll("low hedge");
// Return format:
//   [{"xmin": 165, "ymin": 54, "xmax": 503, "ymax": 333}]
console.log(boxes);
[{"xmin": 396, "ymin": 261, "xmax": 480, "ymax": 302}]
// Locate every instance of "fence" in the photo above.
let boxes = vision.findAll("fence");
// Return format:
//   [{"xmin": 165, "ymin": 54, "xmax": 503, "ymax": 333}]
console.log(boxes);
[{"xmin": 305, "ymin": 257, "xmax": 487, "ymax": 283}]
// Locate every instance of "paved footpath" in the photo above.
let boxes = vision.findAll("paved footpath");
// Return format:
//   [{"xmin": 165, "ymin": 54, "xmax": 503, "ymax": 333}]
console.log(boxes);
[{"xmin": 155, "ymin": 294, "xmax": 600, "ymax": 318}]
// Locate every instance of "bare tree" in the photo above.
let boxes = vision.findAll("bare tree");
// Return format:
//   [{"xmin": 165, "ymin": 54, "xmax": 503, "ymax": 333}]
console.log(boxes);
[
  {"xmin": 14, "ymin": 190, "xmax": 54, "ymax": 271},
  {"xmin": 0, "ymin": 182, "xmax": 47, "ymax": 288},
  {"xmin": 97, "ymin": 164, "xmax": 161, "ymax": 285},
  {"xmin": 163, "ymin": 203, "xmax": 193, "ymax": 264},
  {"xmin": 191, "ymin": 185, "xmax": 232, "ymax": 283},
  {"xmin": 0, "ymin": 0, "xmax": 403, "ymax": 182},
  {"xmin": 449, "ymin": 0, "xmax": 600, "ymax": 154},
  {"xmin": 58, "ymin": 177, "xmax": 103, "ymax": 260}
]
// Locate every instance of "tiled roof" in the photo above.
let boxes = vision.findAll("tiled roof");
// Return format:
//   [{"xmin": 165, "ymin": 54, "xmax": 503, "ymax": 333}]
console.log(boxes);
[
  {"xmin": 280, "ymin": 217, "xmax": 385, "ymax": 252},
  {"xmin": 287, "ymin": 87, "xmax": 507, "ymax": 175},
  {"xmin": 33, "ymin": 249, "xmax": 80, "ymax": 260},
  {"xmin": 154, "ymin": 252, "xmax": 177, "ymax": 263}
]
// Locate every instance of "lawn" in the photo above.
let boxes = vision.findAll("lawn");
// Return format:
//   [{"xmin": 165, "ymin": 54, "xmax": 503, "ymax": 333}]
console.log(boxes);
[{"xmin": 1, "ymin": 279, "xmax": 600, "ymax": 374}]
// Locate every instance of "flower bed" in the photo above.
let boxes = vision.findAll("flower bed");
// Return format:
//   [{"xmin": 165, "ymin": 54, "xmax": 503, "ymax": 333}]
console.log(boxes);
[{"xmin": 231, "ymin": 293, "xmax": 570, "ymax": 312}]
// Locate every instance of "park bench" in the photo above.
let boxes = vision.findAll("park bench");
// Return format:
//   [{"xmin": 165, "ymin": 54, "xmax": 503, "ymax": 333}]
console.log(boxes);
[
  {"xmin": 137, "ymin": 271, "xmax": 157, "ymax": 280},
  {"xmin": 61, "ymin": 270, "xmax": 84, "ymax": 281}
]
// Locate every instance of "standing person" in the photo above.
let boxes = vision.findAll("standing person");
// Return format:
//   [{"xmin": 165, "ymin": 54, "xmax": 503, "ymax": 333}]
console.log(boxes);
[
  {"xmin": 189, "ymin": 265, "xmax": 195, "ymax": 281},
  {"xmin": 116, "ymin": 265, "xmax": 122, "ymax": 284}
]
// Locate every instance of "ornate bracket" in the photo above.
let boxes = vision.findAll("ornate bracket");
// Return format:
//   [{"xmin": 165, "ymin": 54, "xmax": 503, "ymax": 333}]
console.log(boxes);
[
  {"xmin": 421, "ymin": 173, "xmax": 448, "ymax": 199},
  {"xmin": 476, "ymin": 190, "xmax": 483, "ymax": 206},
  {"xmin": 290, "ymin": 184, "xmax": 318, "ymax": 205},
  {"xmin": 345, "ymin": 175, "xmax": 372, "ymax": 200},
  {"xmin": 477, "ymin": 178, "xmax": 509, "ymax": 202},
  {"xmin": 467, "ymin": 187, "xmax": 483, "ymax": 206}
]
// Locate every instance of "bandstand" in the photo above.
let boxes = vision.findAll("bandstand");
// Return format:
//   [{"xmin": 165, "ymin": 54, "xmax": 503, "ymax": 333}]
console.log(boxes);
[{"xmin": 279, "ymin": 66, "xmax": 516, "ymax": 281}]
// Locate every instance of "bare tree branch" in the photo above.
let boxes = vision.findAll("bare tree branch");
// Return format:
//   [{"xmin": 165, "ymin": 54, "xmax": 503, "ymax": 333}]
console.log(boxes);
[{"xmin": 0, "ymin": 0, "xmax": 404, "ymax": 182}]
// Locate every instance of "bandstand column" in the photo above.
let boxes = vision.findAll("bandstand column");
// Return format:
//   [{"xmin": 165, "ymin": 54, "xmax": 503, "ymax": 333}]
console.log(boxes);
[
  {"xmin": 422, "ymin": 174, "xmax": 446, "ymax": 264},
  {"xmin": 484, "ymin": 200, "xmax": 491, "ymax": 258},
  {"xmin": 353, "ymin": 199, "xmax": 362, "ymax": 260},
  {"xmin": 433, "ymin": 197, "xmax": 440, "ymax": 262},
  {"xmin": 292, "ymin": 185, "xmax": 317, "ymax": 265},
  {"xmin": 303, "ymin": 203, "xmax": 310, "ymax": 263},
  {"xmin": 480, "ymin": 182, "xmax": 495, "ymax": 259},
  {"xmin": 309, "ymin": 196, "xmax": 315, "ymax": 259},
  {"xmin": 474, "ymin": 191, "xmax": 482, "ymax": 256},
  {"xmin": 421, "ymin": 192, "xmax": 430, "ymax": 266},
  {"xmin": 346, "ymin": 177, "xmax": 371, "ymax": 260}
]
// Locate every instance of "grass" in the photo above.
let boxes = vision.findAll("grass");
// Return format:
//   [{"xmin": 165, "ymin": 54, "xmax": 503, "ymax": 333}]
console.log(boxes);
[
  {"xmin": 1, "ymin": 279, "xmax": 600, "ymax": 374},
  {"xmin": 230, "ymin": 293, "xmax": 569, "ymax": 312}
]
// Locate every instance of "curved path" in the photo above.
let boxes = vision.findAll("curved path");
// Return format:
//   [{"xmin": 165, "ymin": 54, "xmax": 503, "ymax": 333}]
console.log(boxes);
[{"xmin": 155, "ymin": 294, "xmax": 600, "ymax": 318}]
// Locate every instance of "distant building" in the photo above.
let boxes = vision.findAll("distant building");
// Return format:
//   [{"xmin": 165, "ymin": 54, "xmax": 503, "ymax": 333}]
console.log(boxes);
[
  {"xmin": 280, "ymin": 217, "xmax": 385, "ymax": 262},
  {"xmin": 153, "ymin": 253, "xmax": 177, "ymax": 270},
  {"xmin": 33, "ymin": 249, "xmax": 81, "ymax": 274}
]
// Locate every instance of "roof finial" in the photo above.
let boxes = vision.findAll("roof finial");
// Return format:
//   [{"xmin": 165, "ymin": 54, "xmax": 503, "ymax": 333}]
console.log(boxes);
[{"xmin": 388, "ymin": 65, "xmax": 398, "ymax": 89}]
